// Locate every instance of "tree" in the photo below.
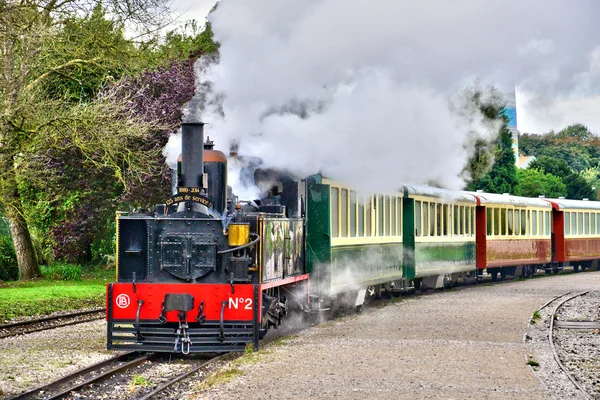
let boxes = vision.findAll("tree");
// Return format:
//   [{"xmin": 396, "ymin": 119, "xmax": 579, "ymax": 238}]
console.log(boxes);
[
  {"xmin": 467, "ymin": 125, "xmax": 519, "ymax": 195},
  {"xmin": 517, "ymin": 169, "xmax": 567, "ymax": 198},
  {"xmin": 0, "ymin": 0, "xmax": 169, "ymax": 278},
  {"xmin": 556, "ymin": 123, "xmax": 594, "ymax": 141},
  {"xmin": 528, "ymin": 156, "xmax": 596, "ymax": 200}
]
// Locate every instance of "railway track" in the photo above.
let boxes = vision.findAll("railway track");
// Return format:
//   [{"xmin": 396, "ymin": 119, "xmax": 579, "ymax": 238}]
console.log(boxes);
[
  {"xmin": 7, "ymin": 351, "xmax": 150, "ymax": 400},
  {"xmin": 8, "ymin": 351, "xmax": 224, "ymax": 400},
  {"xmin": 134, "ymin": 354, "xmax": 225, "ymax": 400},
  {"xmin": 0, "ymin": 308, "xmax": 105, "ymax": 339},
  {"xmin": 526, "ymin": 290, "xmax": 599, "ymax": 400},
  {"xmin": 548, "ymin": 291, "xmax": 591, "ymax": 400}
]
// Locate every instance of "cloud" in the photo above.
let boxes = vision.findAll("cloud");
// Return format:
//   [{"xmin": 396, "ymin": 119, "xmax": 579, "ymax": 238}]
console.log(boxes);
[{"xmin": 191, "ymin": 0, "xmax": 600, "ymax": 192}]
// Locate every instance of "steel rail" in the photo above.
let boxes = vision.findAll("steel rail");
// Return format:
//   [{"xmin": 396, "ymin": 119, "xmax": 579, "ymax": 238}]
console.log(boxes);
[
  {"xmin": 135, "ymin": 354, "xmax": 225, "ymax": 400},
  {"xmin": 0, "ymin": 316, "xmax": 105, "ymax": 339},
  {"xmin": 45, "ymin": 353, "xmax": 152, "ymax": 400},
  {"xmin": 549, "ymin": 291, "xmax": 591, "ymax": 400},
  {"xmin": 0, "ymin": 307, "xmax": 105, "ymax": 329},
  {"xmin": 7, "ymin": 351, "xmax": 140, "ymax": 400}
]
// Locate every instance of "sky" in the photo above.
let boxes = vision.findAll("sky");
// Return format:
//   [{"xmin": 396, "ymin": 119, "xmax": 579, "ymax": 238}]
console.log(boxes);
[
  {"xmin": 167, "ymin": 0, "xmax": 600, "ymax": 195},
  {"xmin": 171, "ymin": 0, "xmax": 600, "ymax": 136}
]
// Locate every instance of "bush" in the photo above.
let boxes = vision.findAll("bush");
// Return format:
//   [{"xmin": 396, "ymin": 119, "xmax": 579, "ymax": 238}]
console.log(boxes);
[
  {"xmin": 0, "ymin": 234, "xmax": 18, "ymax": 282},
  {"xmin": 41, "ymin": 263, "xmax": 82, "ymax": 281}
]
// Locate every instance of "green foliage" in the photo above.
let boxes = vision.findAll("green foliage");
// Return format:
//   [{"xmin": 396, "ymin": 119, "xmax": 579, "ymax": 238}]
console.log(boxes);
[
  {"xmin": 528, "ymin": 156, "xmax": 597, "ymax": 200},
  {"xmin": 468, "ymin": 126, "xmax": 519, "ymax": 195},
  {"xmin": 556, "ymin": 123, "xmax": 593, "ymax": 141},
  {"xmin": 0, "ymin": 234, "xmax": 18, "ymax": 282},
  {"xmin": 42, "ymin": 5, "xmax": 139, "ymax": 102},
  {"xmin": 517, "ymin": 169, "xmax": 567, "ymax": 198},
  {"xmin": 130, "ymin": 374, "xmax": 153, "ymax": 390},
  {"xmin": 0, "ymin": 218, "xmax": 17, "ymax": 282},
  {"xmin": 530, "ymin": 310, "xmax": 541, "ymax": 324},
  {"xmin": 526, "ymin": 359, "xmax": 540, "ymax": 367},
  {"xmin": 141, "ymin": 20, "xmax": 219, "ymax": 65},
  {"xmin": 41, "ymin": 263, "xmax": 82, "ymax": 281}
]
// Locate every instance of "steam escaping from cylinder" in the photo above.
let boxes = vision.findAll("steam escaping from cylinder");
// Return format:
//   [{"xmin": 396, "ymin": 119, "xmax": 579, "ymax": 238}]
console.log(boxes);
[{"xmin": 192, "ymin": 0, "xmax": 600, "ymax": 194}]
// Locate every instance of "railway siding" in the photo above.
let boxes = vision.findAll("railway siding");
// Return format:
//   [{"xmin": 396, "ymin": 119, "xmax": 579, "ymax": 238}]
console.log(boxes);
[{"xmin": 196, "ymin": 272, "xmax": 600, "ymax": 400}]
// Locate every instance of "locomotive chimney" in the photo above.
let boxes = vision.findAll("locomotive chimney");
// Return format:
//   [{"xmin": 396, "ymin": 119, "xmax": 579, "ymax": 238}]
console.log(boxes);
[{"xmin": 179, "ymin": 122, "xmax": 205, "ymax": 188}]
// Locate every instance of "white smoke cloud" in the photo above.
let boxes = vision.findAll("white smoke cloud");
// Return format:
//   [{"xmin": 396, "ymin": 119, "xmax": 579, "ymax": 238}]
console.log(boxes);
[{"xmin": 192, "ymin": 0, "xmax": 600, "ymax": 193}]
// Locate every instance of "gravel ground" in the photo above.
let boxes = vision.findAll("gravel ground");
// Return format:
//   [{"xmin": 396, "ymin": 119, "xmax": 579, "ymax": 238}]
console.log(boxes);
[
  {"xmin": 1, "ymin": 272, "xmax": 598, "ymax": 399},
  {"xmin": 194, "ymin": 272, "xmax": 600, "ymax": 400},
  {"xmin": 525, "ymin": 290, "xmax": 600, "ymax": 399},
  {"xmin": 0, "ymin": 319, "xmax": 112, "ymax": 398}
]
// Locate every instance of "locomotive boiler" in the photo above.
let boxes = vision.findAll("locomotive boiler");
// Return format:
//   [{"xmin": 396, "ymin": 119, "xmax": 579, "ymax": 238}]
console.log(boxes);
[{"xmin": 106, "ymin": 122, "xmax": 308, "ymax": 353}]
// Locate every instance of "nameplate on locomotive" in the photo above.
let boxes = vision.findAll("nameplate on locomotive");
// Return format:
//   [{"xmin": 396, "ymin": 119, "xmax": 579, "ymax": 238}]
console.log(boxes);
[{"xmin": 166, "ymin": 188, "xmax": 213, "ymax": 208}]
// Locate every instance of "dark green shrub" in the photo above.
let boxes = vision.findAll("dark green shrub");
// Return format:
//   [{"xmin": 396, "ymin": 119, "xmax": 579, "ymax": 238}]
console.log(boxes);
[
  {"xmin": 0, "ymin": 234, "xmax": 18, "ymax": 282},
  {"xmin": 41, "ymin": 263, "xmax": 82, "ymax": 281}
]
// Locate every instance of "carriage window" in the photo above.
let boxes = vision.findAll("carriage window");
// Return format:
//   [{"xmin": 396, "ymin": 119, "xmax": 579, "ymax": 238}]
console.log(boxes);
[
  {"xmin": 397, "ymin": 198, "xmax": 402, "ymax": 236},
  {"xmin": 457, "ymin": 206, "xmax": 463, "ymax": 235},
  {"xmin": 465, "ymin": 206, "xmax": 470, "ymax": 235},
  {"xmin": 565, "ymin": 212, "xmax": 571, "ymax": 235},
  {"xmin": 341, "ymin": 189, "xmax": 348, "ymax": 237},
  {"xmin": 545, "ymin": 211, "xmax": 550, "ymax": 236},
  {"xmin": 487, "ymin": 208, "xmax": 492, "ymax": 235},
  {"xmin": 453, "ymin": 205, "xmax": 458, "ymax": 235},
  {"xmin": 515, "ymin": 209, "xmax": 520, "ymax": 235},
  {"xmin": 331, "ymin": 188, "xmax": 339, "ymax": 238},
  {"xmin": 443, "ymin": 205, "xmax": 449, "ymax": 236},
  {"xmin": 358, "ymin": 199, "xmax": 364, "ymax": 237},
  {"xmin": 415, "ymin": 201, "xmax": 422, "ymax": 237},
  {"xmin": 500, "ymin": 209, "xmax": 507, "ymax": 235},
  {"xmin": 494, "ymin": 208, "xmax": 500, "ymax": 236},
  {"xmin": 592, "ymin": 213, "xmax": 596, "ymax": 235},
  {"xmin": 585, "ymin": 212, "xmax": 590, "ymax": 235},
  {"xmin": 429, "ymin": 203, "xmax": 435, "ymax": 236},
  {"xmin": 573, "ymin": 212, "xmax": 577, "ymax": 235},
  {"xmin": 578, "ymin": 212, "xmax": 583, "ymax": 235},
  {"xmin": 597, "ymin": 214, "xmax": 600, "ymax": 235},
  {"xmin": 390, "ymin": 197, "xmax": 396, "ymax": 236},
  {"xmin": 423, "ymin": 202, "xmax": 429, "ymax": 237},
  {"xmin": 532, "ymin": 211, "xmax": 538, "ymax": 235},
  {"xmin": 350, "ymin": 191, "xmax": 357, "ymax": 237},
  {"xmin": 507, "ymin": 210, "xmax": 514, "ymax": 235},
  {"xmin": 521, "ymin": 210, "xmax": 527, "ymax": 235},
  {"xmin": 378, "ymin": 195, "xmax": 384, "ymax": 236},
  {"xmin": 471, "ymin": 207, "xmax": 475, "ymax": 236},
  {"xmin": 366, "ymin": 197, "xmax": 372, "ymax": 237},
  {"xmin": 436, "ymin": 203, "xmax": 442, "ymax": 236}
]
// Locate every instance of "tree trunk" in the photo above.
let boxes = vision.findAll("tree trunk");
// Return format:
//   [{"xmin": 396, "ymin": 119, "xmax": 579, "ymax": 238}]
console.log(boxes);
[
  {"xmin": 8, "ymin": 203, "xmax": 40, "ymax": 280},
  {"xmin": 1, "ymin": 164, "xmax": 40, "ymax": 280}
]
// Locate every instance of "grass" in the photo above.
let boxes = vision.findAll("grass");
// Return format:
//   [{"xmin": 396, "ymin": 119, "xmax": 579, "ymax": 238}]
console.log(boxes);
[
  {"xmin": 0, "ymin": 265, "xmax": 114, "ymax": 323},
  {"xmin": 129, "ymin": 374, "xmax": 153, "ymax": 391},
  {"xmin": 527, "ymin": 359, "xmax": 540, "ymax": 367},
  {"xmin": 530, "ymin": 310, "xmax": 542, "ymax": 325},
  {"xmin": 196, "ymin": 337, "xmax": 300, "ymax": 393}
]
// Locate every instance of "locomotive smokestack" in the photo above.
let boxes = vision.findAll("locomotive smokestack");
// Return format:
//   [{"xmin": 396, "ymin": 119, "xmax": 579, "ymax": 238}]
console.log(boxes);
[{"xmin": 180, "ymin": 122, "xmax": 205, "ymax": 188}]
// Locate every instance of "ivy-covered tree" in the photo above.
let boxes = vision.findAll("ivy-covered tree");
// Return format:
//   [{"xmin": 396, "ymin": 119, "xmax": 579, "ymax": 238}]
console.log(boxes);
[
  {"xmin": 0, "ymin": 0, "xmax": 170, "ymax": 278},
  {"xmin": 517, "ymin": 169, "xmax": 567, "ymax": 198}
]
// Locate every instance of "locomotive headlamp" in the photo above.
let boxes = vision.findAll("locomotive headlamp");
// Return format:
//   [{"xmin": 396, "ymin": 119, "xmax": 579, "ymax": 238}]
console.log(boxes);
[{"xmin": 228, "ymin": 222, "xmax": 250, "ymax": 247}]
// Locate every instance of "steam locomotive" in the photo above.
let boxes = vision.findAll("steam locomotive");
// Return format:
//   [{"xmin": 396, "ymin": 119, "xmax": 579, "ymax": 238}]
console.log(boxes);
[
  {"xmin": 107, "ymin": 122, "xmax": 307, "ymax": 353},
  {"xmin": 107, "ymin": 122, "xmax": 600, "ymax": 354}
]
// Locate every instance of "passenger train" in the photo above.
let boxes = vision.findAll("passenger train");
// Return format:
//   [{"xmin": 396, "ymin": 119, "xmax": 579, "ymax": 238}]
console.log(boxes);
[{"xmin": 106, "ymin": 122, "xmax": 600, "ymax": 353}]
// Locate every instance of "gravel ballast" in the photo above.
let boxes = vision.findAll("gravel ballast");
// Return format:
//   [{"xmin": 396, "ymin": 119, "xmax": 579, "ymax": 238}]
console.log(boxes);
[{"xmin": 196, "ymin": 272, "xmax": 600, "ymax": 400}]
